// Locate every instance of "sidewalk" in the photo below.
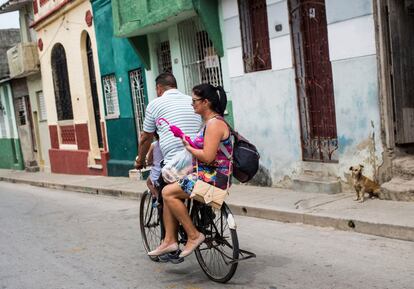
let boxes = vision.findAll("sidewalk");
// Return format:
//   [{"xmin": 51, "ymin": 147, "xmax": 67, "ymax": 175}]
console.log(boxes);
[{"xmin": 1, "ymin": 169, "xmax": 413, "ymax": 242}]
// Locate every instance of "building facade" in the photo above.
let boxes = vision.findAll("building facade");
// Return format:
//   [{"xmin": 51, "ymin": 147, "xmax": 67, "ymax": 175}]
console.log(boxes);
[
  {"xmin": 219, "ymin": 0, "xmax": 387, "ymax": 189},
  {"xmin": 111, "ymin": 0, "xmax": 235, "ymax": 127},
  {"xmin": 91, "ymin": 0, "xmax": 148, "ymax": 176},
  {"xmin": 109, "ymin": 0, "xmax": 399, "ymax": 189},
  {"xmin": 1, "ymin": 0, "xmax": 49, "ymax": 172},
  {"xmin": 0, "ymin": 80, "xmax": 24, "ymax": 170},
  {"xmin": 0, "ymin": 29, "xmax": 24, "ymax": 170},
  {"xmin": 32, "ymin": 0, "xmax": 108, "ymax": 175}
]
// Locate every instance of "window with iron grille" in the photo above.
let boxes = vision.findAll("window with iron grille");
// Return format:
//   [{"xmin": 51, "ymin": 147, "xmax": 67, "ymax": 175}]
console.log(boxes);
[
  {"xmin": 16, "ymin": 97, "xmax": 26, "ymax": 126},
  {"xmin": 51, "ymin": 44, "xmax": 73, "ymax": 121},
  {"xmin": 238, "ymin": 0, "xmax": 272, "ymax": 73},
  {"xmin": 102, "ymin": 74, "xmax": 120, "ymax": 118},
  {"xmin": 196, "ymin": 30, "xmax": 223, "ymax": 86},
  {"xmin": 178, "ymin": 17, "xmax": 224, "ymax": 94},
  {"xmin": 157, "ymin": 41, "xmax": 172, "ymax": 73},
  {"xmin": 36, "ymin": 91, "xmax": 47, "ymax": 121},
  {"xmin": 129, "ymin": 68, "xmax": 146, "ymax": 133},
  {"xmin": 60, "ymin": 125, "xmax": 76, "ymax": 144}
]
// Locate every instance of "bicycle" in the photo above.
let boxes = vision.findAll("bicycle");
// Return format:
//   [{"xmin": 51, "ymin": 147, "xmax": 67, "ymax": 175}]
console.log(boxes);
[{"xmin": 139, "ymin": 189, "xmax": 255, "ymax": 283}]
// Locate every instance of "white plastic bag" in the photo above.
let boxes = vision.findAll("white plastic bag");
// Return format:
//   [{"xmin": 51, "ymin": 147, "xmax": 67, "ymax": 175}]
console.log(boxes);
[{"xmin": 162, "ymin": 149, "xmax": 194, "ymax": 183}]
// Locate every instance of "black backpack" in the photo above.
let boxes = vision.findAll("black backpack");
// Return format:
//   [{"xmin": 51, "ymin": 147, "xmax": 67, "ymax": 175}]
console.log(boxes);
[{"xmin": 220, "ymin": 123, "xmax": 260, "ymax": 183}]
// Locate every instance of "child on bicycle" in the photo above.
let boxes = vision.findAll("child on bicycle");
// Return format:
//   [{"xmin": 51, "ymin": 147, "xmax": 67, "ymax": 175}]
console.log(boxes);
[{"xmin": 146, "ymin": 131, "xmax": 163, "ymax": 201}]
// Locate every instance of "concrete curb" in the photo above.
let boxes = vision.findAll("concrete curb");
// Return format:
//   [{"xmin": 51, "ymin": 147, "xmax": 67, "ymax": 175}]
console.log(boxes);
[
  {"xmin": 0, "ymin": 176, "xmax": 141, "ymax": 199},
  {"xmin": 1, "ymin": 176, "xmax": 413, "ymax": 242},
  {"xmin": 228, "ymin": 204, "xmax": 414, "ymax": 242}
]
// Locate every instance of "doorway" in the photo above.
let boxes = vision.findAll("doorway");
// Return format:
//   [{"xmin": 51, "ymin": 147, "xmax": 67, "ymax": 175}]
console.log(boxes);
[
  {"xmin": 379, "ymin": 0, "xmax": 414, "ymax": 152},
  {"xmin": 86, "ymin": 34, "xmax": 103, "ymax": 149},
  {"xmin": 288, "ymin": 0, "xmax": 338, "ymax": 162},
  {"xmin": 177, "ymin": 17, "xmax": 224, "ymax": 95},
  {"xmin": 129, "ymin": 68, "xmax": 147, "ymax": 140}
]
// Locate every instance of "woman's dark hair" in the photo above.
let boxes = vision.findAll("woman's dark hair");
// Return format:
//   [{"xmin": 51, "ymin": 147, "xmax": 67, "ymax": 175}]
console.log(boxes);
[{"xmin": 192, "ymin": 83, "xmax": 227, "ymax": 116}]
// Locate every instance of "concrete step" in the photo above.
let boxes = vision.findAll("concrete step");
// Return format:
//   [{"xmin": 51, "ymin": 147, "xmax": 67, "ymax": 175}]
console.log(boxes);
[
  {"xmin": 392, "ymin": 156, "xmax": 414, "ymax": 180},
  {"xmin": 380, "ymin": 177, "xmax": 414, "ymax": 201},
  {"xmin": 94, "ymin": 156, "xmax": 102, "ymax": 165},
  {"xmin": 25, "ymin": 160, "xmax": 39, "ymax": 172},
  {"xmin": 292, "ymin": 173, "xmax": 341, "ymax": 194},
  {"xmin": 88, "ymin": 164, "xmax": 103, "ymax": 170},
  {"xmin": 25, "ymin": 166, "xmax": 39, "ymax": 173}
]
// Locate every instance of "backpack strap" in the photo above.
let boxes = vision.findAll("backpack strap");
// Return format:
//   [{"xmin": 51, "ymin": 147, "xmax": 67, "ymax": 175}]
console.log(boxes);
[
  {"xmin": 219, "ymin": 142, "xmax": 232, "ymax": 160},
  {"xmin": 217, "ymin": 116, "xmax": 234, "ymax": 160}
]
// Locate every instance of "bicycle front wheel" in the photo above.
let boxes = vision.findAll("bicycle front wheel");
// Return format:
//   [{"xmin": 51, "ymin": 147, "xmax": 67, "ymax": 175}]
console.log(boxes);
[
  {"xmin": 193, "ymin": 203, "xmax": 239, "ymax": 283},
  {"xmin": 139, "ymin": 190, "xmax": 162, "ymax": 261}
]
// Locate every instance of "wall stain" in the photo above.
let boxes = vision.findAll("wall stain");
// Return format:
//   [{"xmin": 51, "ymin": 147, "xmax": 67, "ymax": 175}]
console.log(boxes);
[
  {"xmin": 356, "ymin": 138, "xmax": 371, "ymax": 150},
  {"xmin": 249, "ymin": 164, "xmax": 273, "ymax": 187}
]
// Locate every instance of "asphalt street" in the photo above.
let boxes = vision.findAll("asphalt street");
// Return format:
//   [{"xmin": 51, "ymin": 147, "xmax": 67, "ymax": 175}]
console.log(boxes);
[{"xmin": 0, "ymin": 181, "xmax": 413, "ymax": 289}]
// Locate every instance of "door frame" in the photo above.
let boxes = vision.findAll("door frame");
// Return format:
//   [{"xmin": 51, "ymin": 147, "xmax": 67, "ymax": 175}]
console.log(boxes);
[
  {"xmin": 287, "ymin": 0, "xmax": 338, "ymax": 162},
  {"xmin": 86, "ymin": 33, "xmax": 103, "ymax": 149},
  {"xmin": 373, "ymin": 0, "xmax": 396, "ymax": 151}
]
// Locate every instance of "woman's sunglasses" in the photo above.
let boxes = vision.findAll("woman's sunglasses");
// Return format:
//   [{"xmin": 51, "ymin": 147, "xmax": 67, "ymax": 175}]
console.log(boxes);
[{"xmin": 192, "ymin": 98, "xmax": 203, "ymax": 104}]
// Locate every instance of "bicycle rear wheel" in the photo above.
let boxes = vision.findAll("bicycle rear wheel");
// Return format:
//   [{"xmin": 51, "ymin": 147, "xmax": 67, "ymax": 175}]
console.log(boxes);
[
  {"xmin": 139, "ymin": 190, "xmax": 162, "ymax": 261},
  {"xmin": 193, "ymin": 203, "xmax": 239, "ymax": 283}
]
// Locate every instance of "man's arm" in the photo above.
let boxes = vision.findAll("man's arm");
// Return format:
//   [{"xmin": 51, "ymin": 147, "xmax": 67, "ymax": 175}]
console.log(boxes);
[{"xmin": 135, "ymin": 131, "xmax": 154, "ymax": 169}]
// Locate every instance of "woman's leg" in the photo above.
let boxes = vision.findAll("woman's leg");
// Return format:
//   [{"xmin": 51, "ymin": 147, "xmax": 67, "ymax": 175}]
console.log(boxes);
[
  {"xmin": 162, "ymin": 183, "xmax": 200, "ymax": 241},
  {"xmin": 162, "ymin": 200, "xmax": 178, "ymax": 245}
]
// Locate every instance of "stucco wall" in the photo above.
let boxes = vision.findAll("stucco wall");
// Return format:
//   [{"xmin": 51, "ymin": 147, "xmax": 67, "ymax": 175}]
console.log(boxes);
[
  {"xmin": 326, "ymin": 0, "xmax": 383, "ymax": 180},
  {"xmin": 221, "ymin": 0, "xmax": 299, "ymax": 185},
  {"xmin": 92, "ymin": 0, "xmax": 145, "ymax": 176},
  {"xmin": 221, "ymin": 0, "xmax": 382, "ymax": 185},
  {"xmin": 0, "ymin": 83, "xmax": 18, "ymax": 139},
  {"xmin": 27, "ymin": 74, "xmax": 51, "ymax": 172},
  {"xmin": 0, "ymin": 83, "xmax": 24, "ymax": 170}
]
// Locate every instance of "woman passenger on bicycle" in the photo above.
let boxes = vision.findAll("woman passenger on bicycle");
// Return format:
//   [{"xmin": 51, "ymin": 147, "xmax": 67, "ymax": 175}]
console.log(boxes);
[{"xmin": 148, "ymin": 83, "xmax": 232, "ymax": 258}]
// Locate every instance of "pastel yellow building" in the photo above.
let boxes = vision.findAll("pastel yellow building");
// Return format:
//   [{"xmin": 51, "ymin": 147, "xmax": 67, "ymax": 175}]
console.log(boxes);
[{"xmin": 33, "ymin": 0, "xmax": 108, "ymax": 175}]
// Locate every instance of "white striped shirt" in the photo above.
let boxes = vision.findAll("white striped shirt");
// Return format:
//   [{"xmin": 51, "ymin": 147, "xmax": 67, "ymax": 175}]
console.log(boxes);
[{"xmin": 143, "ymin": 89, "xmax": 202, "ymax": 163}]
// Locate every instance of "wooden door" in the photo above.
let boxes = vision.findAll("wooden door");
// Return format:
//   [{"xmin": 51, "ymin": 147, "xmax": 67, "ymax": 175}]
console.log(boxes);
[
  {"xmin": 289, "ymin": 0, "xmax": 338, "ymax": 162},
  {"xmin": 387, "ymin": 0, "xmax": 414, "ymax": 144}
]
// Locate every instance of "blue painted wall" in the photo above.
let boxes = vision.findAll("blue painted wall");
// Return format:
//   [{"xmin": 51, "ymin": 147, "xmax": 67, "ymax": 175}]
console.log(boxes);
[
  {"xmin": 332, "ymin": 55, "xmax": 382, "ymax": 179},
  {"xmin": 91, "ymin": 0, "xmax": 147, "ymax": 176}
]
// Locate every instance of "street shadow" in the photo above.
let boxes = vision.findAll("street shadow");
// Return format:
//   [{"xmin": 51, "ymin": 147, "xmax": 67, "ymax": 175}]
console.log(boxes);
[{"xmin": 158, "ymin": 251, "xmax": 291, "ymax": 288}]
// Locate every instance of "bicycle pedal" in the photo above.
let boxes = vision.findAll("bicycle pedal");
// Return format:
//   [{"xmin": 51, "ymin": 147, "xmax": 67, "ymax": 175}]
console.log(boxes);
[{"xmin": 158, "ymin": 250, "xmax": 184, "ymax": 264}]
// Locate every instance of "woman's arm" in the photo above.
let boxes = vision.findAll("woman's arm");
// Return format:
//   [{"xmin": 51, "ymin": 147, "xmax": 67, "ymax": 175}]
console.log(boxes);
[{"xmin": 184, "ymin": 119, "xmax": 228, "ymax": 164}]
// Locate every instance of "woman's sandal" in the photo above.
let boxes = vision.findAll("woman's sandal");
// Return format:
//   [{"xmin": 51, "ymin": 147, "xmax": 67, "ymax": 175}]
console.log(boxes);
[
  {"xmin": 148, "ymin": 243, "xmax": 179, "ymax": 256},
  {"xmin": 179, "ymin": 233, "xmax": 205, "ymax": 258}
]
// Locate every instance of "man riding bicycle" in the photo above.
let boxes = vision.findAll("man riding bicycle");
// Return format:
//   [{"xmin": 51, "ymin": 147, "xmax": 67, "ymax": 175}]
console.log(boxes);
[{"xmin": 135, "ymin": 73, "xmax": 201, "ymax": 259}]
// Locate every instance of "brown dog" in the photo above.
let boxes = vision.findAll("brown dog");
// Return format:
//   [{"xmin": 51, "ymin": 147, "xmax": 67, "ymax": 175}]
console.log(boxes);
[{"xmin": 349, "ymin": 165, "xmax": 380, "ymax": 202}]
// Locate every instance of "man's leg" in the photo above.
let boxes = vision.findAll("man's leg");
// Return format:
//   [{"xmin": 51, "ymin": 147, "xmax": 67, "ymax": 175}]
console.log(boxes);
[{"xmin": 146, "ymin": 178, "xmax": 158, "ymax": 199}]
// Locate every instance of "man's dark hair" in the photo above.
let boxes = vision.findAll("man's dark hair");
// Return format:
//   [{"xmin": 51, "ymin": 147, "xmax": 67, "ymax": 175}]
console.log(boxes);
[{"xmin": 155, "ymin": 72, "xmax": 177, "ymax": 88}]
